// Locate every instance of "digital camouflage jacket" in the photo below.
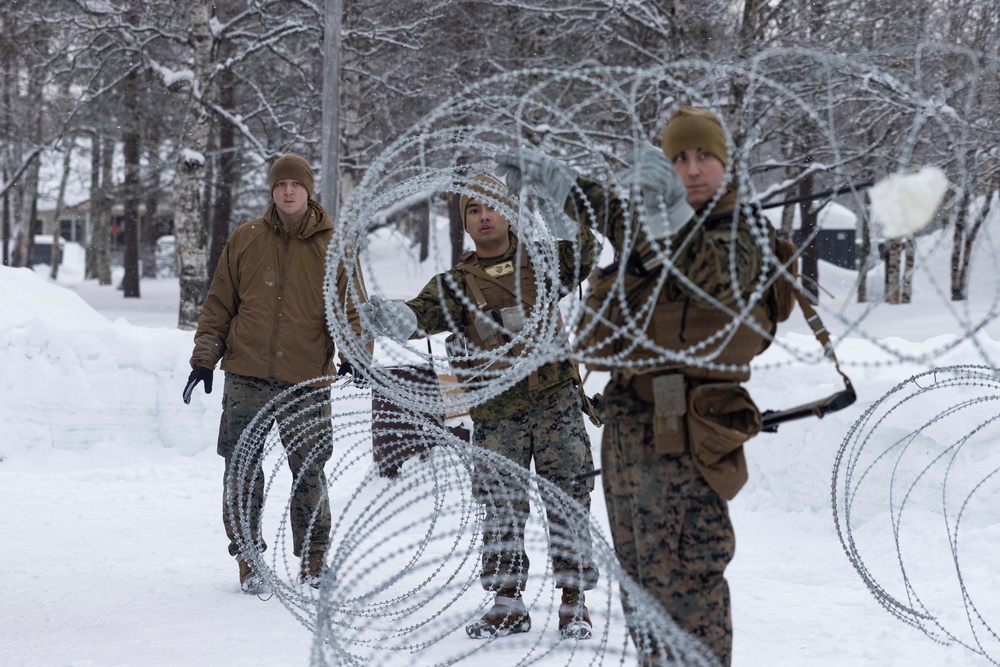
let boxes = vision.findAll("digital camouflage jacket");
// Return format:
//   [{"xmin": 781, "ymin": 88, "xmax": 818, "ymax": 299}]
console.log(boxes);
[
  {"xmin": 569, "ymin": 179, "xmax": 768, "ymax": 309},
  {"xmin": 406, "ymin": 229, "xmax": 597, "ymax": 421}
]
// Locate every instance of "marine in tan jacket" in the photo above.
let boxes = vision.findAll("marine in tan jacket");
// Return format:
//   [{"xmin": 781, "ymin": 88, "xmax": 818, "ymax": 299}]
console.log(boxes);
[{"xmin": 182, "ymin": 154, "xmax": 369, "ymax": 595}]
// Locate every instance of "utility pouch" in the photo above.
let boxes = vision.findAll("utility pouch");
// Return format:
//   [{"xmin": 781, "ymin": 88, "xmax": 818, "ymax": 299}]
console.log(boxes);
[
  {"xmin": 686, "ymin": 382, "xmax": 760, "ymax": 500},
  {"xmin": 498, "ymin": 305, "xmax": 525, "ymax": 334},
  {"xmin": 651, "ymin": 374, "xmax": 687, "ymax": 454},
  {"xmin": 472, "ymin": 310, "xmax": 505, "ymax": 348}
]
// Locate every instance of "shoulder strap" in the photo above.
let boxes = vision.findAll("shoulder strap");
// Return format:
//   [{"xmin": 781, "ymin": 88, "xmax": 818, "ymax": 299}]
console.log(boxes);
[{"xmin": 795, "ymin": 290, "xmax": 851, "ymax": 389}]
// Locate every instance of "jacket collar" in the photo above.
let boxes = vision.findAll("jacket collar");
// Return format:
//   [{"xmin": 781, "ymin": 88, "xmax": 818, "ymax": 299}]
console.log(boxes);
[
  {"xmin": 264, "ymin": 200, "xmax": 334, "ymax": 238},
  {"xmin": 696, "ymin": 185, "xmax": 739, "ymax": 217}
]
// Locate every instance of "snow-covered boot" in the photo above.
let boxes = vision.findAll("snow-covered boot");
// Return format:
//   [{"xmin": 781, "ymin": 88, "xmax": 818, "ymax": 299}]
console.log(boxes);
[
  {"xmin": 466, "ymin": 592, "xmax": 531, "ymax": 638},
  {"xmin": 238, "ymin": 557, "xmax": 269, "ymax": 595},
  {"xmin": 300, "ymin": 550, "xmax": 326, "ymax": 589},
  {"xmin": 558, "ymin": 588, "xmax": 592, "ymax": 640}
]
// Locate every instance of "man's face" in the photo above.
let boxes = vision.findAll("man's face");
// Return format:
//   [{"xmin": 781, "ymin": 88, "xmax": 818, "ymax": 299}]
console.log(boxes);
[
  {"xmin": 672, "ymin": 148, "xmax": 726, "ymax": 209},
  {"xmin": 465, "ymin": 199, "xmax": 510, "ymax": 254},
  {"xmin": 272, "ymin": 179, "xmax": 309, "ymax": 220}
]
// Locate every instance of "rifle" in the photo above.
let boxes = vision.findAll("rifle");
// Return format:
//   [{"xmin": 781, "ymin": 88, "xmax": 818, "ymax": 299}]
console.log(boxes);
[
  {"xmin": 575, "ymin": 381, "xmax": 857, "ymax": 483},
  {"xmin": 760, "ymin": 383, "xmax": 856, "ymax": 433}
]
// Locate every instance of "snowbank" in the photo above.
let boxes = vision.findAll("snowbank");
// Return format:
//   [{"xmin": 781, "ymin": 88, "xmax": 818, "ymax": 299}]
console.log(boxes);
[{"xmin": 0, "ymin": 265, "xmax": 215, "ymax": 458}]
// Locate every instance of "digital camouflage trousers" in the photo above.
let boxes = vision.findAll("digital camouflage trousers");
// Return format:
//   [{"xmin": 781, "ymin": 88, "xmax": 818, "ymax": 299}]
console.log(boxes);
[
  {"xmin": 472, "ymin": 383, "xmax": 600, "ymax": 594},
  {"xmin": 601, "ymin": 386, "xmax": 735, "ymax": 666},
  {"xmin": 216, "ymin": 373, "xmax": 333, "ymax": 561}
]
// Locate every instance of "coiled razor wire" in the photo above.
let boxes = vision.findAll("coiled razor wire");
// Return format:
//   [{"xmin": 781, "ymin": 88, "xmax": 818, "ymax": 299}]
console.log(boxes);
[
  {"xmin": 226, "ymin": 377, "xmax": 718, "ymax": 666},
  {"xmin": 220, "ymin": 46, "xmax": 1000, "ymax": 666},
  {"xmin": 327, "ymin": 47, "xmax": 1000, "ymax": 422},
  {"xmin": 833, "ymin": 365, "xmax": 1000, "ymax": 664}
]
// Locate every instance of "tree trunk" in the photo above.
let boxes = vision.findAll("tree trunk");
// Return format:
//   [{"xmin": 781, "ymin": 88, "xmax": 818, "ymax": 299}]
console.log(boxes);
[
  {"xmin": 94, "ymin": 137, "xmax": 115, "ymax": 285},
  {"xmin": 122, "ymin": 136, "xmax": 141, "ymax": 297},
  {"xmin": 49, "ymin": 140, "xmax": 74, "ymax": 281},
  {"xmin": 950, "ymin": 189, "xmax": 968, "ymax": 300},
  {"xmin": 1, "ymin": 52, "xmax": 10, "ymax": 267},
  {"xmin": 173, "ymin": 0, "xmax": 218, "ymax": 330},
  {"xmin": 122, "ymin": 68, "xmax": 142, "ymax": 298},
  {"xmin": 85, "ymin": 134, "xmax": 100, "ymax": 280},
  {"xmin": 857, "ymin": 214, "xmax": 871, "ymax": 303},
  {"xmin": 957, "ymin": 189, "xmax": 994, "ymax": 299},
  {"xmin": 339, "ymin": 26, "xmax": 366, "ymax": 214},
  {"xmin": 19, "ymin": 63, "xmax": 43, "ymax": 269},
  {"xmin": 201, "ymin": 124, "xmax": 215, "ymax": 241},
  {"xmin": 780, "ymin": 203, "xmax": 795, "ymax": 239},
  {"xmin": 141, "ymin": 122, "xmax": 162, "ymax": 280},
  {"xmin": 798, "ymin": 172, "xmax": 819, "ymax": 302},
  {"xmin": 209, "ymin": 69, "xmax": 236, "ymax": 281},
  {"xmin": 24, "ymin": 185, "xmax": 38, "ymax": 268},
  {"xmin": 415, "ymin": 198, "xmax": 429, "ymax": 263},
  {"xmin": 448, "ymin": 193, "xmax": 464, "ymax": 267},
  {"xmin": 15, "ymin": 153, "xmax": 41, "ymax": 269},
  {"xmin": 883, "ymin": 238, "xmax": 902, "ymax": 304},
  {"xmin": 2, "ymin": 166, "xmax": 9, "ymax": 267},
  {"xmin": 900, "ymin": 237, "xmax": 914, "ymax": 304}
]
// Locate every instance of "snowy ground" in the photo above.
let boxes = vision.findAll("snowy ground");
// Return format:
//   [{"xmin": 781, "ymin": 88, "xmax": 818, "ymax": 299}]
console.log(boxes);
[{"xmin": 3, "ymin": 220, "xmax": 1000, "ymax": 666}]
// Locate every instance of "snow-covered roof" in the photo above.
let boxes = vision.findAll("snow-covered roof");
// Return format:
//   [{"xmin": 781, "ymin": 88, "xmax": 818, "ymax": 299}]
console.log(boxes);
[{"xmin": 761, "ymin": 201, "xmax": 858, "ymax": 231}]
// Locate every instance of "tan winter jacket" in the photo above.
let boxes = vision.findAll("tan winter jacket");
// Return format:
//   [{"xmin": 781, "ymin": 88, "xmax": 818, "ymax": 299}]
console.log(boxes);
[{"xmin": 190, "ymin": 200, "xmax": 368, "ymax": 386}]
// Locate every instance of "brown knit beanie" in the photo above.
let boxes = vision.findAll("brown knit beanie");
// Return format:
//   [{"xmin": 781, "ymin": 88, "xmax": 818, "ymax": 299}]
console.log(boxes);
[
  {"xmin": 660, "ymin": 106, "xmax": 728, "ymax": 166},
  {"xmin": 460, "ymin": 173, "xmax": 513, "ymax": 227},
  {"xmin": 268, "ymin": 154, "xmax": 314, "ymax": 197}
]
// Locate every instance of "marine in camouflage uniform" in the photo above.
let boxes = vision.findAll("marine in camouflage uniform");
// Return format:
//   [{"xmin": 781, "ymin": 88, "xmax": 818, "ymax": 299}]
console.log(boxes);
[
  {"xmin": 406, "ymin": 232, "xmax": 600, "ymax": 581},
  {"xmin": 563, "ymin": 108, "xmax": 787, "ymax": 665},
  {"xmin": 365, "ymin": 174, "xmax": 601, "ymax": 638}
]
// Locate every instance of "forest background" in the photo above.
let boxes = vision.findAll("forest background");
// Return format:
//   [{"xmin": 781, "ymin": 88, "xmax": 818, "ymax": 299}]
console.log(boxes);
[{"xmin": 1, "ymin": 0, "xmax": 998, "ymax": 330}]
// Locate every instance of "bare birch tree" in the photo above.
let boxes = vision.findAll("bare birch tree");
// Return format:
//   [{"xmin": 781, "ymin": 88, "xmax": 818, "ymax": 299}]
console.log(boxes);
[{"xmin": 171, "ymin": 0, "xmax": 217, "ymax": 330}]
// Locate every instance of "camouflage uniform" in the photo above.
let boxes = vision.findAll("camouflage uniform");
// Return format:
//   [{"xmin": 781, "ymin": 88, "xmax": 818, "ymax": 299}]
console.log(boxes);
[
  {"xmin": 406, "ymin": 231, "xmax": 600, "ymax": 593},
  {"xmin": 217, "ymin": 373, "xmax": 333, "ymax": 560},
  {"xmin": 474, "ymin": 384, "xmax": 599, "ymax": 592},
  {"xmin": 601, "ymin": 385, "xmax": 734, "ymax": 662},
  {"xmin": 570, "ymin": 179, "xmax": 773, "ymax": 665}
]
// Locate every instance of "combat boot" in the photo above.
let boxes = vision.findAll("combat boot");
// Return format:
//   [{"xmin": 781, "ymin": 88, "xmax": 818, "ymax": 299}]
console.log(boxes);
[
  {"xmin": 466, "ymin": 588, "xmax": 531, "ymax": 638},
  {"xmin": 558, "ymin": 588, "xmax": 592, "ymax": 640},
  {"xmin": 237, "ymin": 557, "xmax": 269, "ymax": 595},
  {"xmin": 300, "ymin": 550, "xmax": 326, "ymax": 589}
]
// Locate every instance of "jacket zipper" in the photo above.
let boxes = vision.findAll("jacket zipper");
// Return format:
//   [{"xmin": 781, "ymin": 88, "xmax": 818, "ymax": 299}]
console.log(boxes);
[{"xmin": 268, "ymin": 230, "xmax": 291, "ymax": 378}]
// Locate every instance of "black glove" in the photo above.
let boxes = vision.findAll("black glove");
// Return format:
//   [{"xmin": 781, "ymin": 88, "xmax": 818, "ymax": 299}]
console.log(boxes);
[
  {"xmin": 182, "ymin": 366, "xmax": 214, "ymax": 404},
  {"xmin": 337, "ymin": 361, "xmax": 369, "ymax": 388}
]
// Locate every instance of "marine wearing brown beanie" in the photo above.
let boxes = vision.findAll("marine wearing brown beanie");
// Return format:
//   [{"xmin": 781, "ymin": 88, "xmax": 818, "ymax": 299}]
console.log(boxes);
[
  {"xmin": 660, "ymin": 106, "xmax": 729, "ymax": 166},
  {"xmin": 268, "ymin": 154, "xmax": 315, "ymax": 197},
  {"xmin": 459, "ymin": 173, "xmax": 514, "ymax": 227}
]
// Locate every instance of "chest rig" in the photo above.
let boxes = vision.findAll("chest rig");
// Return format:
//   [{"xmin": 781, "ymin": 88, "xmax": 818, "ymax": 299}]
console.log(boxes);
[{"xmin": 450, "ymin": 249, "xmax": 547, "ymax": 389}]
